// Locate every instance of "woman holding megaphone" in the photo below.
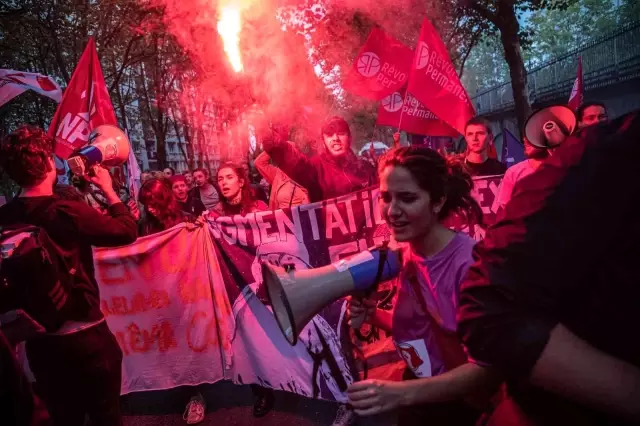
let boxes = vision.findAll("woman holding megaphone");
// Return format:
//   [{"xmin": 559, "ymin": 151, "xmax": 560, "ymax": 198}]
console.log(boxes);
[{"xmin": 346, "ymin": 147, "xmax": 499, "ymax": 426}]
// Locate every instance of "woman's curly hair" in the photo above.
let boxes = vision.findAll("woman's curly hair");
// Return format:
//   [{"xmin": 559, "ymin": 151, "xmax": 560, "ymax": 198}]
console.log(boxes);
[{"xmin": 0, "ymin": 125, "xmax": 55, "ymax": 187}]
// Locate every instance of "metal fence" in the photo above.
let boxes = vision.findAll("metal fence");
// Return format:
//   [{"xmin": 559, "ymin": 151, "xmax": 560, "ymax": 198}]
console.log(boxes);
[{"xmin": 472, "ymin": 21, "xmax": 640, "ymax": 115}]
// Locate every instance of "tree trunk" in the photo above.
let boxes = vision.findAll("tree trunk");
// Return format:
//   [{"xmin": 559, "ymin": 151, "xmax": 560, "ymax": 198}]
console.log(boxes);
[
  {"xmin": 499, "ymin": 10, "xmax": 531, "ymax": 136},
  {"xmin": 156, "ymin": 124, "xmax": 167, "ymax": 170},
  {"xmin": 112, "ymin": 60, "xmax": 129, "ymax": 131},
  {"xmin": 173, "ymin": 120, "xmax": 193, "ymax": 171}
]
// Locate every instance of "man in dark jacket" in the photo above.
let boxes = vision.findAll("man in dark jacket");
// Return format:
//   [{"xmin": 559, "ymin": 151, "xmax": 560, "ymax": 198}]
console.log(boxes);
[
  {"xmin": 457, "ymin": 112, "xmax": 640, "ymax": 425},
  {"xmin": 0, "ymin": 125, "xmax": 138, "ymax": 426},
  {"xmin": 171, "ymin": 174, "xmax": 206, "ymax": 217},
  {"xmin": 263, "ymin": 116, "xmax": 376, "ymax": 426},
  {"xmin": 263, "ymin": 116, "xmax": 377, "ymax": 203}
]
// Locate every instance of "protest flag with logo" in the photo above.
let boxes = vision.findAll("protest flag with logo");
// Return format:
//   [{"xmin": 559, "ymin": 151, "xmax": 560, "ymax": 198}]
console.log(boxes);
[
  {"xmin": 0, "ymin": 69, "xmax": 62, "ymax": 107},
  {"xmin": 407, "ymin": 19, "xmax": 475, "ymax": 135},
  {"xmin": 377, "ymin": 88, "xmax": 459, "ymax": 137},
  {"xmin": 568, "ymin": 56, "xmax": 583, "ymax": 111},
  {"xmin": 48, "ymin": 37, "xmax": 118, "ymax": 159},
  {"xmin": 501, "ymin": 128, "xmax": 525, "ymax": 168},
  {"xmin": 342, "ymin": 28, "xmax": 414, "ymax": 101}
]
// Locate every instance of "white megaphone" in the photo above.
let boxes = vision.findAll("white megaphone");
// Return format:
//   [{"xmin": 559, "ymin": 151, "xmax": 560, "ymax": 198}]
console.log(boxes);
[
  {"xmin": 524, "ymin": 105, "xmax": 577, "ymax": 149},
  {"xmin": 67, "ymin": 125, "xmax": 130, "ymax": 175},
  {"xmin": 263, "ymin": 245, "xmax": 402, "ymax": 345}
]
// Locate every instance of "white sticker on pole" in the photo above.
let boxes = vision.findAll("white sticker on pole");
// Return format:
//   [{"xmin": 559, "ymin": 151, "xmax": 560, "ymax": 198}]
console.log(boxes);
[{"xmin": 333, "ymin": 251, "xmax": 375, "ymax": 273}]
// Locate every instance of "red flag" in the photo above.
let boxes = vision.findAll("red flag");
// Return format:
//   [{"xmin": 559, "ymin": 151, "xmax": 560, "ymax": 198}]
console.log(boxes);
[
  {"xmin": 407, "ymin": 19, "xmax": 475, "ymax": 135},
  {"xmin": 48, "ymin": 37, "xmax": 117, "ymax": 159},
  {"xmin": 568, "ymin": 56, "xmax": 583, "ymax": 111},
  {"xmin": 342, "ymin": 28, "xmax": 414, "ymax": 101},
  {"xmin": 376, "ymin": 88, "xmax": 460, "ymax": 137}
]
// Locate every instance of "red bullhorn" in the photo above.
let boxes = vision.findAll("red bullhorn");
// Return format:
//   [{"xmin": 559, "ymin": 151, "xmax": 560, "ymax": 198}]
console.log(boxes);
[{"xmin": 67, "ymin": 125, "xmax": 130, "ymax": 175}]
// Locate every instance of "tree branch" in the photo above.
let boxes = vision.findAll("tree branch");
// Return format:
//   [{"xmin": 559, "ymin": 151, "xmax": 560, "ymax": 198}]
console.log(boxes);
[
  {"xmin": 108, "ymin": 35, "xmax": 143, "ymax": 93},
  {"xmin": 466, "ymin": 0, "xmax": 500, "ymax": 26},
  {"xmin": 458, "ymin": 28, "xmax": 482, "ymax": 78}
]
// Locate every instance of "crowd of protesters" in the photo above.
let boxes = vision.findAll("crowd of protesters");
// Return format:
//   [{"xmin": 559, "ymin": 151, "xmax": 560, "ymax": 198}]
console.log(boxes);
[{"xmin": 2, "ymin": 102, "xmax": 640, "ymax": 426}]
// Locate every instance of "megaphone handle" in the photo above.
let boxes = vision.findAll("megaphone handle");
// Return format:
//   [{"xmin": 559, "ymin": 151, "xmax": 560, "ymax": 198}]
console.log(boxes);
[
  {"xmin": 349, "ymin": 243, "xmax": 391, "ymax": 329},
  {"xmin": 367, "ymin": 242, "xmax": 390, "ymax": 295},
  {"xmin": 349, "ymin": 306, "xmax": 367, "ymax": 329}
]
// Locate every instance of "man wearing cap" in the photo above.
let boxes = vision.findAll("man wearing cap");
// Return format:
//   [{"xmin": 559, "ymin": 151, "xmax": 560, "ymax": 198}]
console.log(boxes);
[{"xmin": 262, "ymin": 116, "xmax": 376, "ymax": 203}]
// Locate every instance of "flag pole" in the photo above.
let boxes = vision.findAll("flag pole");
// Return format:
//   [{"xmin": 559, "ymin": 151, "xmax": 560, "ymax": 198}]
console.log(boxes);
[{"xmin": 395, "ymin": 93, "xmax": 406, "ymax": 148}]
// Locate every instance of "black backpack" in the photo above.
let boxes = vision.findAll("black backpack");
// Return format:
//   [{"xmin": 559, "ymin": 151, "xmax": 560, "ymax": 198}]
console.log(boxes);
[{"xmin": 0, "ymin": 224, "xmax": 77, "ymax": 335}]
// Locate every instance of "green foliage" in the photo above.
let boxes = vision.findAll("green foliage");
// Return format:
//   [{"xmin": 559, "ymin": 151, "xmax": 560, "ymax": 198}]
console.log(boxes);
[
  {"xmin": 524, "ymin": 0, "xmax": 623, "ymax": 66},
  {"xmin": 463, "ymin": 0, "xmax": 636, "ymax": 92},
  {"xmin": 0, "ymin": 0, "xmax": 203, "ymax": 168},
  {"xmin": 0, "ymin": 172, "xmax": 19, "ymax": 201},
  {"xmin": 461, "ymin": 34, "xmax": 510, "ymax": 96}
]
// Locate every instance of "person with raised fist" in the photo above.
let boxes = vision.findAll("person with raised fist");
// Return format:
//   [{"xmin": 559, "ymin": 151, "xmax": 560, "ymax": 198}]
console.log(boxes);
[{"xmin": 262, "ymin": 116, "xmax": 377, "ymax": 203}]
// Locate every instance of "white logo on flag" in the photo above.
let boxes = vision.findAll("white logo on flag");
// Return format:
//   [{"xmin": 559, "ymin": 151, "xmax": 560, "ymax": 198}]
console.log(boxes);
[
  {"xmin": 569, "ymin": 78, "xmax": 579, "ymax": 101},
  {"xmin": 356, "ymin": 52, "xmax": 381, "ymax": 77},
  {"xmin": 415, "ymin": 42, "xmax": 430, "ymax": 70},
  {"xmin": 382, "ymin": 92, "xmax": 404, "ymax": 112}
]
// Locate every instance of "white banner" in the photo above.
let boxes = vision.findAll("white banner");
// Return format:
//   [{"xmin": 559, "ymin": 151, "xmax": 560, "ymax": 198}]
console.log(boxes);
[
  {"xmin": 0, "ymin": 69, "xmax": 61, "ymax": 107},
  {"xmin": 94, "ymin": 224, "xmax": 352, "ymax": 400}
]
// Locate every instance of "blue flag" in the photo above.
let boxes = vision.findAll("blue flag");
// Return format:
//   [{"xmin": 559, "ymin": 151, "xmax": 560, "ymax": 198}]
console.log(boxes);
[{"xmin": 501, "ymin": 129, "xmax": 525, "ymax": 168}]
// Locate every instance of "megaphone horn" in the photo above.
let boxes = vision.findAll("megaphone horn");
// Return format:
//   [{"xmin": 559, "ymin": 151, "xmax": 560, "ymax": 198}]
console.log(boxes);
[
  {"xmin": 524, "ymin": 105, "xmax": 577, "ymax": 149},
  {"xmin": 67, "ymin": 125, "xmax": 130, "ymax": 175},
  {"xmin": 263, "ymin": 245, "xmax": 402, "ymax": 345}
]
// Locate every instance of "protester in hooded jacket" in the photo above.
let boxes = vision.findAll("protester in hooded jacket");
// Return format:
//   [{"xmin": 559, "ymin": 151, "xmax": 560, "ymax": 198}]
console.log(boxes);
[{"xmin": 262, "ymin": 116, "xmax": 377, "ymax": 202}]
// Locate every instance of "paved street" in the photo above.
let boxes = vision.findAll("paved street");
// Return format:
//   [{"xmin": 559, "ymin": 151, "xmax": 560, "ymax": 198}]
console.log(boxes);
[{"xmin": 122, "ymin": 381, "xmax": 396, "ymax": 426}]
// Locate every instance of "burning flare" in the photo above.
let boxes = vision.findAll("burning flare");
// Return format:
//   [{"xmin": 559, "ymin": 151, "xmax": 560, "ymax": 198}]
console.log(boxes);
[{"xmin": 217, "ymin": 6, "xmax": 243, "ymax": 73}]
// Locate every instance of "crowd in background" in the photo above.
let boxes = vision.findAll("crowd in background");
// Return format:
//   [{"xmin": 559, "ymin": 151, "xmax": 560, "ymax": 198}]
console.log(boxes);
[{"xmin": 4, "ymin": 102, "xmax": 638, "ymax": 426}]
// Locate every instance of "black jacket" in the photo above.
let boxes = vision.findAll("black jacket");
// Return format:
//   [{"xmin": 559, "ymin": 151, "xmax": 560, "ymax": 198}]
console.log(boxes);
[
  {"xmin": 177, "ymin": 195, "xmax": 206, "ymax": 217},
  {"xmin": 263, "ymin": 139, "xmax": 377, "ymax": 202},
  {"xmin": 0, "ymin": 196, "xmax": 138, "ymax": 322},
  {"xmin": 457, "ymin": 112, "xmax": 640, "ymax": 425}
]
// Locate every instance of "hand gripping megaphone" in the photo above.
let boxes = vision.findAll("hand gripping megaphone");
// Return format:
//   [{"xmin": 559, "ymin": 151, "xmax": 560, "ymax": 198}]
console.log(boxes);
[
  {"xmin": 262, "ymin": 245, "xmax": 402, "ymax": 345},
  {"xmin": 524, "ymin": 105, "xmax": 577, "ymax": 149},
  {"xmin": 67, "ymin": 125, "xmax": 130, "ymax": 175}
]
